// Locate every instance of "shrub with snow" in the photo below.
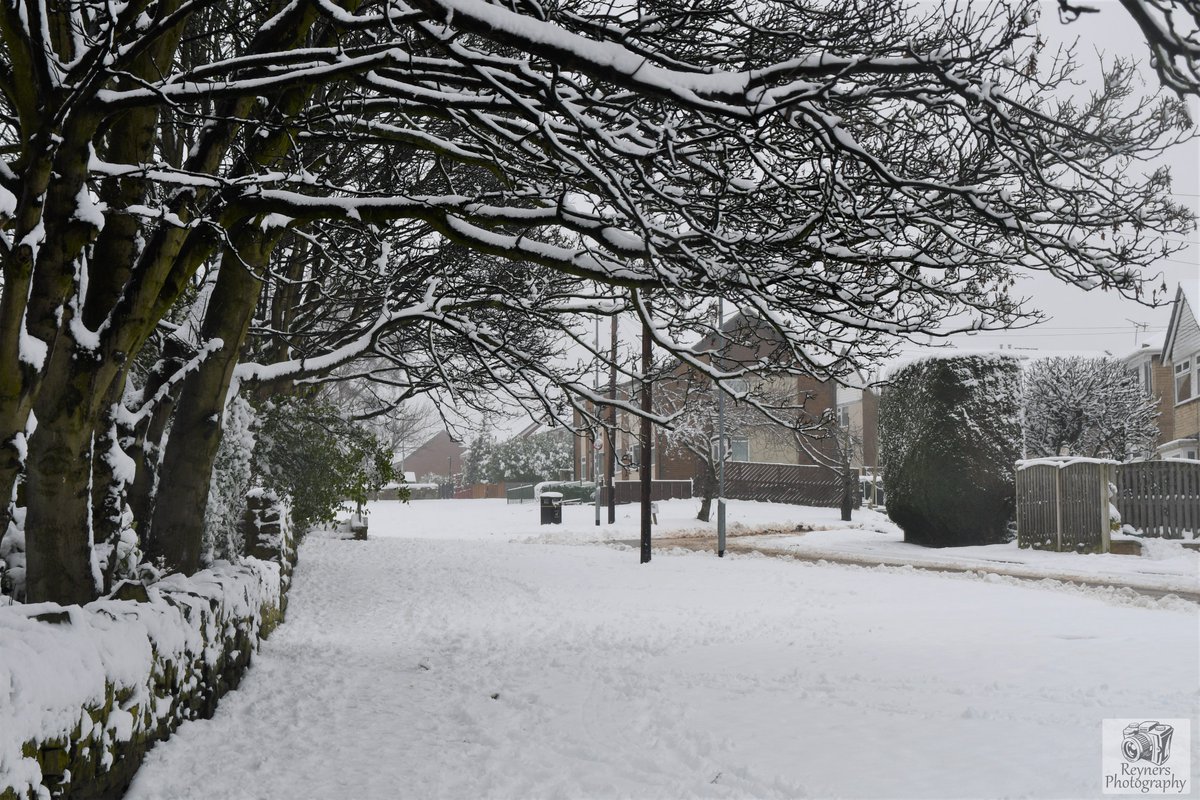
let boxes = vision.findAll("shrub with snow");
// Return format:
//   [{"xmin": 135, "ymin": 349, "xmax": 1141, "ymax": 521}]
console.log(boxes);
[
  {"xmin": 464, "ymin": 429, "xmax": 572, "ymax": 484},
  {"xmin": 880, "ymin": 354, "xmax": 1022, "ymax": 547},
  {"xmin": 203, "ymin": 395, "xmax": 257, "ymax": 563},
  {"xmin": 1022, "ymin": 356, "xmax": 1158, "ymax": 459},
  {"xmin": 0, "ymin": 505, "xmax": 25, "ymax": 601}
]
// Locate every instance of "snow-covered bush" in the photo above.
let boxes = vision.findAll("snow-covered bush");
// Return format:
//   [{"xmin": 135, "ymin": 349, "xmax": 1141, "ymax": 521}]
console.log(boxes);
[
  {"xmin": 465, "ymin": 429, "xmax": 572, "ymax": 484},
  {"xmin": 880, "ymin": 354, "xmax": 1022, "ymax": 547},
  {"xmin": 1022, "ymin": 356, "xmax": 1159, "ymax": 459},
  {"xmin": 203, "ymin": 396, "xmax": 257, "ymax": 563},
  {"xmin": 0, "ymin": 505, "xmax": 26, "ymax": 602}
]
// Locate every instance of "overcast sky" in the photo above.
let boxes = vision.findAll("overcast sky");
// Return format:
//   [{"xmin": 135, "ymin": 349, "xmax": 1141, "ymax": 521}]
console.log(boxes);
[{"xmin": 939, "ymin": 1, "xmax": 1200, "ymax": 356}]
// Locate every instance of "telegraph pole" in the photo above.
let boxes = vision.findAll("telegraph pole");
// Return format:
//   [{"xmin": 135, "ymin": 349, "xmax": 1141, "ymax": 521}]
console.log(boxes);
[
  {"xmin": 594, "ymin": 316, "xmax": 601, "ymax": 526},
  {"xmin": 716, "ymin": 298, "xmax": 727, "ymax": 557}
]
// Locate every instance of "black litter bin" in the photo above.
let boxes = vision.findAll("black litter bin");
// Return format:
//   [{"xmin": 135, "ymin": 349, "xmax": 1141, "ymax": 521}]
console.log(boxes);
[{"xmin": 540, "ymin": 491, "xmax": 563, "ymax": 525}]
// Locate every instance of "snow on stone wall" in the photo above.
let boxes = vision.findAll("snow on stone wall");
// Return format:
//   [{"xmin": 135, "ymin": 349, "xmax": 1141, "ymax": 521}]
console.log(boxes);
[{"xmin": 0, "ymin": 497, "xmax": 295, "ymax": 800}]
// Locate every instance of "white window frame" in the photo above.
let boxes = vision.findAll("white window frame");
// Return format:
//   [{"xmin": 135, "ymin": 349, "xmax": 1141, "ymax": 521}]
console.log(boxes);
[
  {"xmin": 730, "ymin": 437, "xmax": 750, "ymax": 462},
  {"xmin": 1176, "ymin": 356, "xmax": 1196, "ymax": 405}
]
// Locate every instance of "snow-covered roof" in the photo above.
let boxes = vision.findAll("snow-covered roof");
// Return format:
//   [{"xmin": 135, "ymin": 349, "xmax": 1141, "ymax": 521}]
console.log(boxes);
[
  {"xmin": 1118, "ymin": 330, "xmax": 1166, "ymax": 362},
  {"xmin": 1162, "ymin": 284, "xmax": 1200, "ymax": 361}
]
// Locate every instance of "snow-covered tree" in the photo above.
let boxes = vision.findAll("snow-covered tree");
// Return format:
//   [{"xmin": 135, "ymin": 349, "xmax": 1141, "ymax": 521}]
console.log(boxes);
[
  {"xmin": 1023, "ymin": 356, "xmax": 1160, "ymax": 459},
  {"xmin": 0, "ymin": 0, "xmax": 1194, "ymax": 603}
]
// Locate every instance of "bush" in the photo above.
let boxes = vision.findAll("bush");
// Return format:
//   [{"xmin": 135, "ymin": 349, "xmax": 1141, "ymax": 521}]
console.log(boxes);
[
  {"xmin": 253, "ymin": 398, "xmax": 395, "ymax": 529},
  {"xmin": 535, "ymin": 480, "xmax": 596, "ymax": 503},
  {"xmin": 463, "ymin": 429, "xmax": 572, "ymax": 483},
  {"xmin": 879, "ymin": 354, "xmax": 1021, "ymax": 547}
]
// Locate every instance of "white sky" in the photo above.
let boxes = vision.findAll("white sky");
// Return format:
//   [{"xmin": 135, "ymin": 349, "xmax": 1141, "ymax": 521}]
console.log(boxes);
[{"xmin": 941, "ymin": 1, "xmax": 1200, "ymax": 356}]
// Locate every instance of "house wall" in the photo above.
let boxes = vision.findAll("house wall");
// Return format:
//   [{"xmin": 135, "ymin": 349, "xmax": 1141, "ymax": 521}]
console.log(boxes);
[
  {"xmin": 1172, "ymin": 299, "xmax": 1200, "ymax": 367},
  {"xmin": 861, "ymin": 389, "xmax": 879, "ymax": 469},
  {"xmin": 1152, "ymin": 355, "xmax": 1176, "ymax": 445},
  {"xmin": 1175, "ymin": 399, "xmax": 1199, "ymax": 440}
]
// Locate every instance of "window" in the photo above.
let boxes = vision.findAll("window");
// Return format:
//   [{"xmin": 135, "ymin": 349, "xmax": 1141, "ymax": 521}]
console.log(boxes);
[
  {"xmin": 1176, "ymin": 358, "xmax": 1194, "ymax": 404},
  {"xmin": 837, "ymin": 404, "xmax": 852, "ymax": 429},
  {"xmin": 730, "ymin": 437, "xmax": 750, "ymax": 462},
  {"xmin": 1144, "ymin": 361, "xmax": 1154, "ymax": 394}
]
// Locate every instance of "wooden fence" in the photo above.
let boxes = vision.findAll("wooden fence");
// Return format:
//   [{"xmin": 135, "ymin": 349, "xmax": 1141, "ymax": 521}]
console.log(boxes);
[
  {"xmin": 599, "ymin": 480, "xmax": 693, "ymax": 505},
  {"xmin": 1017, "ymin": 459, "xmax": 1199, "ymax": 552},
  {"xmin": 1114, "ymin": 460, "xmax": 1200, "ymax": 538},
  {"xmin": 1016, "ymin": 460, "xmax": 1112, "ymax": 553},
  {"xmin": 724, "ymin": 462, "xmax": 859, "ymax": 509}
]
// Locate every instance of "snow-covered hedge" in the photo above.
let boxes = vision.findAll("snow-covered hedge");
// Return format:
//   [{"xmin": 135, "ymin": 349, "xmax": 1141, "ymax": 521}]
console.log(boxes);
[
  {"xmin": 880, "ymin": 354, "xmax": 1022, "ymax": 547},
  {"xmin": 0, "ymin": 495, "xmax": 296, "ymax": 800}
]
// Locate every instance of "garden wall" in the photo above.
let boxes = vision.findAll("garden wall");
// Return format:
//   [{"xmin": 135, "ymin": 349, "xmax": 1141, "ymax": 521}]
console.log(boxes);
[{"xmin": 0, "ymin": 493, "xmax": 295, "ymax": 800}]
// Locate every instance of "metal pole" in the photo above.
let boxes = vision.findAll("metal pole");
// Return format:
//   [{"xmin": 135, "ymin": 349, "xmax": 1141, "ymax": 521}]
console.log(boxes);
[
  {"xmin": 717, "ymin": 298, "xmax": 726, "ymax": 557},
  {"xmin": 640, "ymin": 300, "xmax": 652, "ymax": 564},
  {"xmin": 607, "ymin": 314, "xmax": 618, "ymax": 524},
  {"xmin": 595, "ymin": 316, "xmax": 601, "ymax": 526}
]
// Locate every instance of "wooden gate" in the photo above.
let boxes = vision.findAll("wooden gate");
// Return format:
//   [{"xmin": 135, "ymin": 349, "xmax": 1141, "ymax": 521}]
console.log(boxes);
[{"xmin": 1016, "ymin": 459, "xmax": 1112, "ymax": 553}]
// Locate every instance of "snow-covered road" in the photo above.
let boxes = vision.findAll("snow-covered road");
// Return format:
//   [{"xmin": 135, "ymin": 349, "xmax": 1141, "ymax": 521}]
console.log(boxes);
[{"xmin": 128, "ymin": 500, "xmax": 1199, "ymax": 799}]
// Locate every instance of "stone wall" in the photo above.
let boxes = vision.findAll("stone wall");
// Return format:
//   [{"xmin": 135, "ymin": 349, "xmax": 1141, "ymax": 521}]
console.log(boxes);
[{"xmin": 0, "ymin": 493, "xmax": 295, "ymax": 800}]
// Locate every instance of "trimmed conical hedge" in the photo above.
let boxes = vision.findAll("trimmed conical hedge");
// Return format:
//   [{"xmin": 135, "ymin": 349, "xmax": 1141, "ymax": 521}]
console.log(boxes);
[{"xmin": 880, "ymin": 354, "xmax": 1022, "ymax": 547}]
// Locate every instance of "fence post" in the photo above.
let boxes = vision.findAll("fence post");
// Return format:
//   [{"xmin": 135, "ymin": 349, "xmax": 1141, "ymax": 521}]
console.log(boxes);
[
  {"xmin": 1054, "ymin": 466, "xmax": 1063, "ymax": 552},
  {"xmin": 1017, "ymin": 465, "xmax": 1027, "ymax": 546},
  {"xmin": 1100, "ymin": 463, "xmax": 1111, "ymax": 553}
]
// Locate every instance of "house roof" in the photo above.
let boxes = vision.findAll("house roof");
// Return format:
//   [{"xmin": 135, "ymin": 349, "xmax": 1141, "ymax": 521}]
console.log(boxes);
[
  {"xmin": 1162, "ymin": 284, "xmax": 1199, "ymax": 362},
  {"xmin": 1118, "ymin": 330, "xmax": 1167, "ymax": 362}
]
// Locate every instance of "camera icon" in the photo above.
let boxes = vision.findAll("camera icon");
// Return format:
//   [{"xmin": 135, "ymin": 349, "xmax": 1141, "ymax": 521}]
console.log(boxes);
[{"xmin": 1122, "ymin": 721, "xmax": 1174, "ymax": 766}]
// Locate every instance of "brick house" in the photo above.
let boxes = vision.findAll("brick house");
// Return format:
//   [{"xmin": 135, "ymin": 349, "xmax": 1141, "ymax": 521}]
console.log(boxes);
[
  {"xmin": 833, "ymin": 377, "xmax": 880, "ymax": 475},
  {"xmin": 573, "ymin": 311, "xmax": 844, "ymax": 486},
  {"xmin": 1122, "ymin": 333, "xmax": 1175, "ymax": 453},
  {"xmin": 1159, "ymin": 286, "xmax": 1200, "ymax": 460}
]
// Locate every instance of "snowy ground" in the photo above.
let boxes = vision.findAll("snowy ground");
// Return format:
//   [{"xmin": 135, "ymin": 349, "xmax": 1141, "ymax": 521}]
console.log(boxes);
[
  {"xmin": 127, "ymin": 499, "xmax": 1199, "ymax": 799},
  {"xmin": 377, "ymin": 497, "xmax": 1198, "ymax": 594}
]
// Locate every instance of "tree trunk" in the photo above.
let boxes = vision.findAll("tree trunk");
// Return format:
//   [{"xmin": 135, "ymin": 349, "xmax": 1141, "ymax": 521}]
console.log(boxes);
[
  {"xmin": 695, "ymin": 458, "xmax": 716, "ymax": 522},
  {"xmin": 23, "ymin": 355, "xmax": 103, "ymax": 604},
  {"xmin": 148, "ymin": 236, "xmax": 268, "ymax": 574},
  {"xmin": 126, "ymin": 343, "xmax": 189, "ymax": 552}
]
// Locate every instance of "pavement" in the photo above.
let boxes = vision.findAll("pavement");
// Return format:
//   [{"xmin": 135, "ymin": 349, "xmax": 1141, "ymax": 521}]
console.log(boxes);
[{"xmin": 616, "ymin": 529, "xmax": 1200, "ymax": 603}]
